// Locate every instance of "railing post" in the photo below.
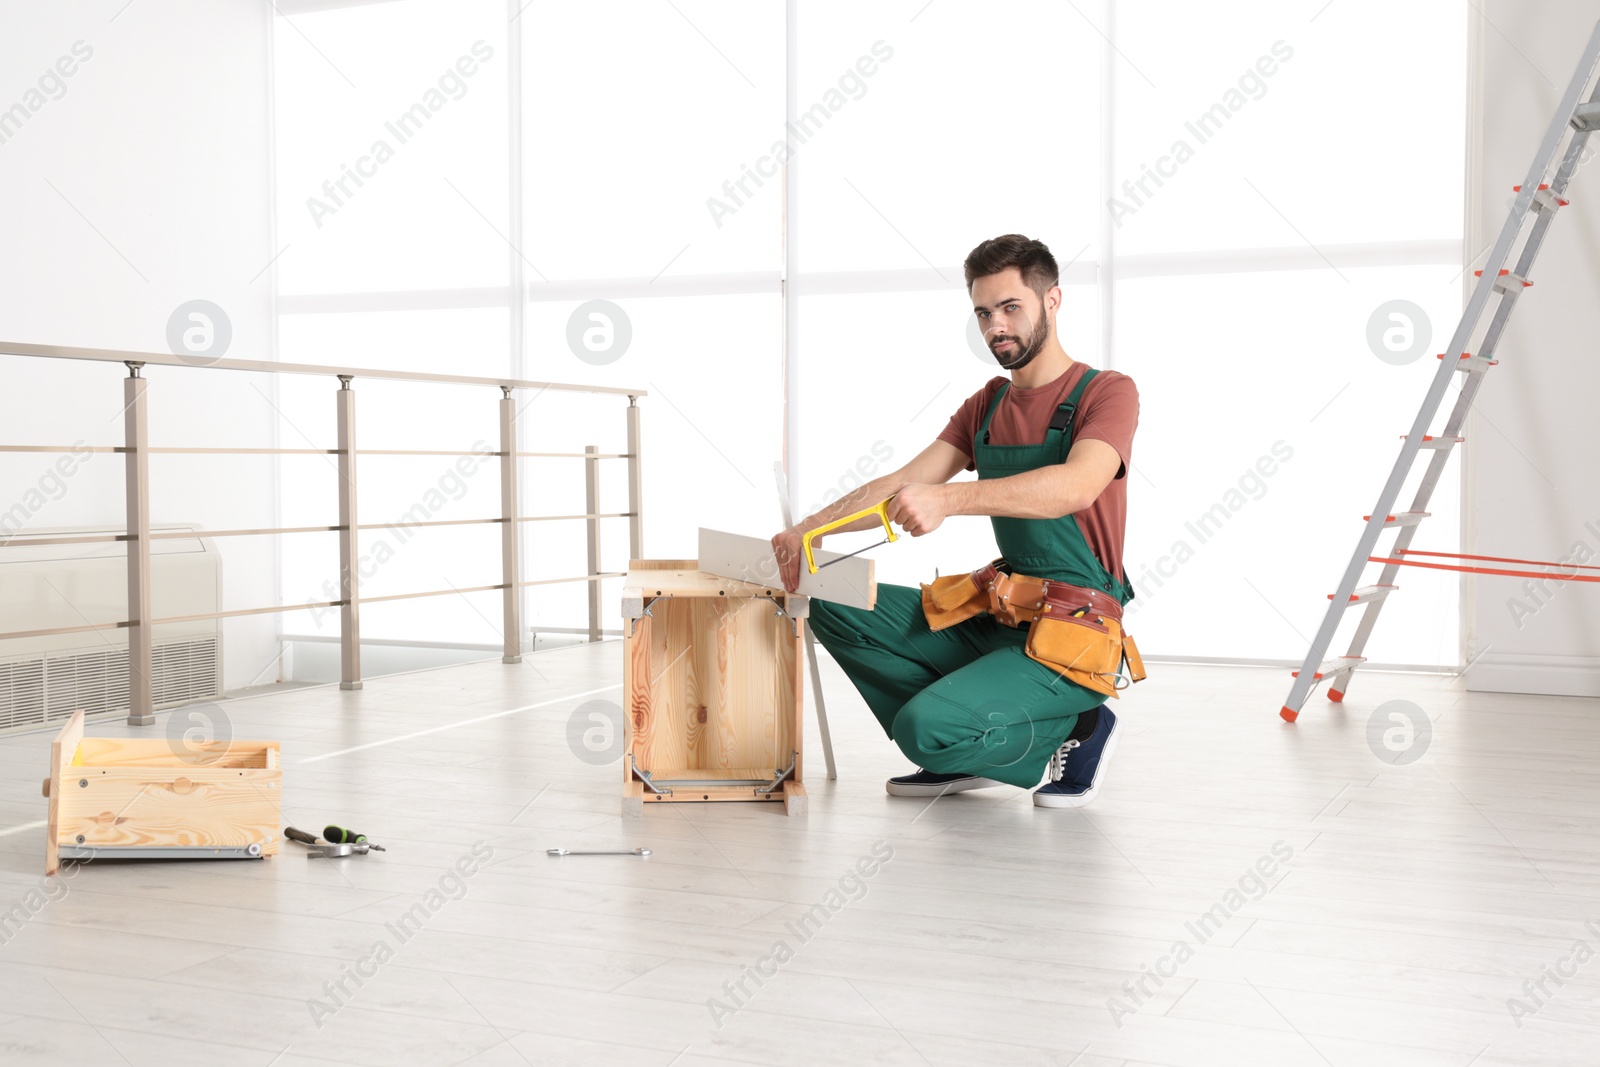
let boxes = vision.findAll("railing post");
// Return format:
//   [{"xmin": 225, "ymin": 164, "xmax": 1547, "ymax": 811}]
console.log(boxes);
[
  {"xmin": 500, "ymin": 387, "xmax": 522, "ymax": 663},
  {"xmin": 626, "ymin": 396, "xmax": 643, "ymax": 560},
  {"xmin": 336, "ymin": 375, "xmax": 362, "ymax": 689},
  {"xmin": 123, "ymin": 362, "xmax": 154, "ymax": 726},
  {"xmin": 585, "ymin": 444, "xmax": 601, "ymax": 642}
]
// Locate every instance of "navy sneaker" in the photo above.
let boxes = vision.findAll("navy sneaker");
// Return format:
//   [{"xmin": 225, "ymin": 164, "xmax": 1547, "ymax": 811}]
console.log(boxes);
[
  {"xmin": 1033, "ymin": 707, "xmax": 1120, "ymax": 808},
  {"xmin": 885, "ymin": 769, "xmax": 1003, "ymax": 797}
]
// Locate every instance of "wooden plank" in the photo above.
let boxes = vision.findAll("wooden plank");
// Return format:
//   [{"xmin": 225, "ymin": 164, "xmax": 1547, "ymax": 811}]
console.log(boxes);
[
  {"xmin": 76, "ymin": 738, "xmax": 276, "ymax": 769},
  {"xmin": 56, "ymin": 766, "xmax": 281, "ymax": 853},
  {"xmin": 640, "ymin": 789, "xmax": 784, "ymax": 805},
  {"xmin": 697, "ymin": 527, "xmax": 875, "ymax": 610},
  {"xmin": 783, "ymin": 780, "xmax": 808, "ymax": 817},
  {"xmin": 701, "ymin": 598, "xmax": 738, "ymax": 770},
  {"xmin": 621, "ymin": 563, "xmax": 784, "ymax": 619},
  {"xmin": 46, "ymin": 709, "xmax": 84, "ymax": 875},
  {"xmin": 715, "ymin": 597, "xmax": 790, "ymax": 770},
  {"xmin": 622, "ymin": 564, "xmax": 784, "ymax": 600},
  {"xmin": 685, "ymin": 599, "xmax": 722, "ymax": 769},
  {"xmin": 623, "ymin": 612, "xmax": 647, "ymax": 794},
  {"xmin": 790, "ymin": 614, "xmax": 806, "ymax": 787},
  {"xmin": 630, "ymin": 558, "xmax": 698, "ymax": 571}
]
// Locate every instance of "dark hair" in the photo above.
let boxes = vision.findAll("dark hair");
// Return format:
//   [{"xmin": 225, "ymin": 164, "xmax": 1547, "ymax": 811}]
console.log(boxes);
[{"xmin": 962, "ymin": 234, "xmax": 1059, "ymax": 298}]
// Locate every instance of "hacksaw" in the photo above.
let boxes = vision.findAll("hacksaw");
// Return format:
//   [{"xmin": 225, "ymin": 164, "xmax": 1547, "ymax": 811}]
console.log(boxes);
[{"xmin": 697, "ymin": 525, "xmax": 879, "ymax": 611}]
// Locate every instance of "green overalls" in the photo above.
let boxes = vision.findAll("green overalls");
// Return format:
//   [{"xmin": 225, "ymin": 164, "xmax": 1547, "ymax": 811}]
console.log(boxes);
[{"xmin": 809, "ymin": 368, "xmax": 1134, "ymax": 788}]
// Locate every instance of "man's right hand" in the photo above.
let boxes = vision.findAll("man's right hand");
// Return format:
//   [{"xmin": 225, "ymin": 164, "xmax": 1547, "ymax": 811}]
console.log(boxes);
[{"xmin": 771, "ymin": 527, "xmax": 805, "ymax": 593}]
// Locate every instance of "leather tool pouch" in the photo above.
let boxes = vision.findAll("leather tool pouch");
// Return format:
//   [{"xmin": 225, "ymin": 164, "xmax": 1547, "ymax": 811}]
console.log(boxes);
[
  {"xmin": 921, "ymin": 564, "xmax": 1151, "ymax": 697},
  {"xmin": 1025, "ymin": 614, "xmax": 1149, "ymax": 699},
  {"xmin": 920, "ymin": 573, "xmax": 986, "ymax": 632},
  {"xmin": 988, "ymin": 572, "xmax": 1048, "ymax": 628}
]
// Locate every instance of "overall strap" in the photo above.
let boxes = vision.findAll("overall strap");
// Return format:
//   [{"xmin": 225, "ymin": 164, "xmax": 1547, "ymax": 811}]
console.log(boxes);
[
  {"xmin": 977, "ymin": 382, "xmax": 1010, "ymax": 444},
  {"xmin": 1046, "ymin": 367, "xmax": 1099, "ymax": 457}
]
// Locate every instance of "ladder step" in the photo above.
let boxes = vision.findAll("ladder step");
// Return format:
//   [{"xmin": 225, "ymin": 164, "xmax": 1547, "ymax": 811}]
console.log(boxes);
[
  {"xmin": 1363, "ymin": 511, "xmax": 1431, "ymax": 528},
  {"xmin": 1291, "ymin": 655, "xmax": 1365, "ymax": 681},
  {"xmin": 1474, "ymin": 268, "xmax": 1533, "ymax": 294},
  {"xmin": 1514, "ymin": 183, "xmax": 1571, "ymax": 213},
  {"xmin": 1400, "ymin": 434, "xmax": 1464, "ymax": 450},
  {"xmin": 1571, "ymin": 101, "xmax": 1600, "ymax": 131},
  {"xmin": 1328, "ymin": 584, "xmax": 1398, "ymax": 604},
  {"xmin": 1438, "ymin": 351, "xmax": 1499, "ymax": 372}
]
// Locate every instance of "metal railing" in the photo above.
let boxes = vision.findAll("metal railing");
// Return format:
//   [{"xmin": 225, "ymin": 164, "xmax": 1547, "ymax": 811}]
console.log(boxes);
[{"xmin": 0, "ymin": 341, "xmax": 645, "ymax": 724}]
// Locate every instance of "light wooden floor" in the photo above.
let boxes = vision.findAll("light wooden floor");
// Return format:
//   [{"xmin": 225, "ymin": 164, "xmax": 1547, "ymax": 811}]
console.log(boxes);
[{"xmin": 0, "ymin": 642, "xmax": 1597, "ymax": 1066}]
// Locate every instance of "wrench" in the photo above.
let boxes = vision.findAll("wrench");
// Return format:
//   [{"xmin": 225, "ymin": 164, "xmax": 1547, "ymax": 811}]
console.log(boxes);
[
  {"xmin": 546, "ymin": 847, "xmax": 651, "ymax": 857},
  {"xmin": 306, "ymin": 842, "xmax": 372, "ymax": 858}
]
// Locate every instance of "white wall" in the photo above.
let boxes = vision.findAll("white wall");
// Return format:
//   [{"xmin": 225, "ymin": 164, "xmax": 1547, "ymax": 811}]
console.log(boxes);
[
  {"xmin": 0, "ymin": 1, "xmax": 280, "ymax": 694},
  {"xmin": 1466, "ymin": 1, "xmax": 1600, "ymax": 695}
]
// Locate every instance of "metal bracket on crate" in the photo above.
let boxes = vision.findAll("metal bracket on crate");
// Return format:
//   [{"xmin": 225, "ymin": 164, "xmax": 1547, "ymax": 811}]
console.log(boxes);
[
  {"xmin": 629, "ymin": 751, "xmax": 798, "ymax": 798},
  {"xmin": 59, "ymin": 843, "xmax": 265, "ymax": 861},
  {"xmin": 624, "ymin": 600, "xmax": 656, "ymax": 639},
  {"xmin": 630, "ymin": 752, "xmax": 673, "ymax": 796},
  {"xmin": 770, "ymin": 596, "xmax": 801, "ymax": 638},
  {"xmin": 757, "ymin": 751, "xmax": 799, "ymax": 796}
]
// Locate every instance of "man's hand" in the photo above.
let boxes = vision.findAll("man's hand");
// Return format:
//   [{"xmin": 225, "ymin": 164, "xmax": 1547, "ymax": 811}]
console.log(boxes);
[
  {"xmin": 888, "ymin": 484, "xmax": 951, "ymax": 537},
  {"xmin": 771, "ymin": 526, "xmax": 804, "ymax": 593}
]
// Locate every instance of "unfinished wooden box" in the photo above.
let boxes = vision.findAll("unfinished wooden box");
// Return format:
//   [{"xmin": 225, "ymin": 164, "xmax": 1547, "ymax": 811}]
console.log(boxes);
[
  {"xmin": 43, "ymin": 709, "xmax": 282, "ymax": 874},
  {"xmin": 621, "ymin": 560, "xmax": 807, "ymax": 817}
]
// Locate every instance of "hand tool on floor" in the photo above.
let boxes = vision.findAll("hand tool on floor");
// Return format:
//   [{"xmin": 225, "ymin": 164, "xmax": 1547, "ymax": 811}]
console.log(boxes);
[
  {"xmin": 324, "ymin": 824, "xmax": 387, "ymax": 851},
  {"xmin": 285, "ymin": 825, "xmax": 375, "ymax": 858},
  {"xmin": 546, "ymin": 847, "xmax": 651, "ymax": 857},
  {"xmin": 801, "ymin": 498, "xmax": 898, "ymax": 574}
]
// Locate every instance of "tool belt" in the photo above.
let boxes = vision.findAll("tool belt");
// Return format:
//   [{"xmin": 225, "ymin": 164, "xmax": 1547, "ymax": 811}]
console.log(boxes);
[{"xmin": 920, "ymin": 559, "xmax": 1148, "ymax": 699}]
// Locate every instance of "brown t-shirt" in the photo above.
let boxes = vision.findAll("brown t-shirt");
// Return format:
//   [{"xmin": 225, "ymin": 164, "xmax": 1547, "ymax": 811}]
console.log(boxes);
[{"xmin": 937, "ymin": 362, "xmax": 1139, "ymax": 589}]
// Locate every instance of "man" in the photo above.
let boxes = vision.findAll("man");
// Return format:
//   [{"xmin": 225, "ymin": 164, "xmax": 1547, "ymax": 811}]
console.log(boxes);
[{"xmin": 772, "ymin": 234, "xmax": 1141, "ymax": 807}]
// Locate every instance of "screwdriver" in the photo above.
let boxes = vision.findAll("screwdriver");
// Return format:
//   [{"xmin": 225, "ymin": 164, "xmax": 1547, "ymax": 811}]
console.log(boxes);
[{"xmin": 324, "ymin": 825, "xmax": 387, "ymax": 851}]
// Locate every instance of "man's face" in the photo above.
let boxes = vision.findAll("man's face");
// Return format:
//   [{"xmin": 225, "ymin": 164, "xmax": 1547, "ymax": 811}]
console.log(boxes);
[{"xmin": 970, "ymin": 268, "xmax": 1052, "ymax": 370}]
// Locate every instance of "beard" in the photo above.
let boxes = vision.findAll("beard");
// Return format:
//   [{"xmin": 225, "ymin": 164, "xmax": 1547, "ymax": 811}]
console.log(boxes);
[{"xmin": 989, "ymin": 305, "xmax": 1050, "ymax": 370}]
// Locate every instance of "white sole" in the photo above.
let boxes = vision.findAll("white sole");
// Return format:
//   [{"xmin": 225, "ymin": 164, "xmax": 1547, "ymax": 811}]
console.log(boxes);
[
  {"xmin": 885, "ymin": 776, "xmax": 1003, "ymax": 798},
  {"xmin": 1034, "ymin": 718, "xmax": 1121, "ymax": 808}
]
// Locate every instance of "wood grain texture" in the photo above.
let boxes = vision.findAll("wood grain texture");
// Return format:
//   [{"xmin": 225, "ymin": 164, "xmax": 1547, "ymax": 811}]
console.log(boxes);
[
  {"xmin": 46, "ymin": 723, "xmax": 282, "ymax": 867},
  {"xmin": 44, "ymin": 708, "xmax": 84, "ymax": 875},
  {"xmin": 631, "ymin": 597, "xmax": 794, "ymax": 773},
  {"xmin": 623, "ymin": 561, "xmax": 803, "ymax": 814},
  {"xmin": 57, "ymin": 767, "xmax": 282, "ymax": 853},
  {"xmin": 74, "ymin": 738, "xmax": 275, "ymax": 769}
]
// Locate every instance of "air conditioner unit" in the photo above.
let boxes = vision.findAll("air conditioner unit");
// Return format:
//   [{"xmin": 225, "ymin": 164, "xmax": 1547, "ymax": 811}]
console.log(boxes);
[{"xmin": 0, "ymin": 524, "xmax": 223, "ymax": 733}]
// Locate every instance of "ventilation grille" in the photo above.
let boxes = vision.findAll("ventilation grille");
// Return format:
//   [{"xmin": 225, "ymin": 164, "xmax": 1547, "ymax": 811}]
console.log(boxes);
[{"xmin": 0, "ymin": 637, "xmax": 221, "ymax": 732}]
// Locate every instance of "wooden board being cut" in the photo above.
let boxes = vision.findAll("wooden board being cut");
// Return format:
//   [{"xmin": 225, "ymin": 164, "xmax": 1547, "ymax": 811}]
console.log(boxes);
[{"xmin": 698, "ymin": 527, "xmax": 876, "ymax": 611}]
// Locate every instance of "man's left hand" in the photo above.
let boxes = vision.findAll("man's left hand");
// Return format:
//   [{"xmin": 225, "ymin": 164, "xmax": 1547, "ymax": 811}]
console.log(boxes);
[{"xmin": 889, "ymin": 483, "xmax": 951, "ymax": 537}]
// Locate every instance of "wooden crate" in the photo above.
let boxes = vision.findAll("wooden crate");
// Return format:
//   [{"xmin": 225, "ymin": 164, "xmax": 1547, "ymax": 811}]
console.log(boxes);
[
  {"xmin": 621, "ymin": 560, "xmax": 807, "ymax": 817},
  {"xmin": 43, "ymin": 709, "xmax": 282, "ymax": 874}
]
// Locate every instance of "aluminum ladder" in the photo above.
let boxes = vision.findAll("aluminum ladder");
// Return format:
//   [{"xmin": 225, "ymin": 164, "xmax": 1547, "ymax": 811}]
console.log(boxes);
[{"xmin": 1281, "ymin": 20, "xmax": 1600, "ymax": 722}]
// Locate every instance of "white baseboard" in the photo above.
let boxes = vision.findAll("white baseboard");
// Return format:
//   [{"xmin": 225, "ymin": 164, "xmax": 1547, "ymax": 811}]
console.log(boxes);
[{"xmin": 1466, "ymin": 652, "xmax": 1600, "ymax": 698}]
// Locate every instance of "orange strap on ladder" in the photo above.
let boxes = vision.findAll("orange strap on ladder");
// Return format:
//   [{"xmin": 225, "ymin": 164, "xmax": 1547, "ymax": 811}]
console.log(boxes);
[{"xmin": 1368, "ymin": 549, "xmax": 1600, "ymax": 582}]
